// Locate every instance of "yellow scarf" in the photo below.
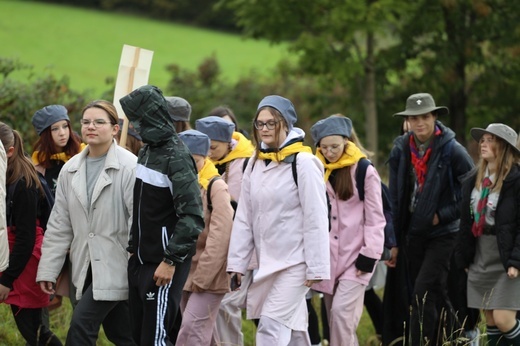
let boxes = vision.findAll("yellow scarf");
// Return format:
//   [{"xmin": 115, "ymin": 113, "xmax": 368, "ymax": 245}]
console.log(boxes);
[
  {"xmin": 316, "ymin": 142, "xmax": 366, "ymax": 182},
  {"xmin": 198, "ymin": 158, "xmax": 220, "ymax": 190},
  {"xmin": 257, "ymin": 142, "xmax": 313, "ymax": 162},
  {"xmin": 31, "ymin": 143, "xmax": 87, "ymax": 165},
  {"xmin": 213, "ymin": 132, "xmax": 255, "ymax": 166}
]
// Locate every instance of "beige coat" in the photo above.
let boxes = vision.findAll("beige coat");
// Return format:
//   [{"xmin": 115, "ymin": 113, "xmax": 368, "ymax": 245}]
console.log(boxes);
[
  {"xmin": 184, "ymin": 178, "xmax": 234, "ymax": 294},
  {"xmin": 0, "ymin": 141, "xmax": 8, "ymax": 272},
  {"xmin": 37, "ymin": 140, "xmax": 136, "ymax": 301}
]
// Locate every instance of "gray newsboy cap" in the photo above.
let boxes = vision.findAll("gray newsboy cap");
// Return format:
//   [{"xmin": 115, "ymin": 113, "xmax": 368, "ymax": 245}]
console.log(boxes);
[
  {"xmin": 179, "ymin": 129, "xmax": 210, "ymax": 157},
  {"xmin": 310, "ymin": 115, "xmax": 353, "ymax": 146},
  {"xmin": 471, "ymin": 123, "xmax": 520, "ymax": 155},
  {"xmin": 393, "ymin": 93, "xmax": 449, "ymax": 117},
  {"xmin": 196, "ymin": 116, "xmax": 235, "ymax": 142},
  {"xmin": 257, "ymin": 95, "xmax": 297, "ymax": 131},
  {"xmin": 165, "ymin": 96, "xmax": 192, "ymax": 122},
  {"xmin": 32, "ymin": 105, "xmax": 70, "ymax": 135}
]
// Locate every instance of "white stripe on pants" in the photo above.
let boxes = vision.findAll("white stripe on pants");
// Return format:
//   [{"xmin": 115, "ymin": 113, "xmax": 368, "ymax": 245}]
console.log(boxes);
[{"xmin": 323, "ymin": 279, "xmax": 365, "ymax": 346}]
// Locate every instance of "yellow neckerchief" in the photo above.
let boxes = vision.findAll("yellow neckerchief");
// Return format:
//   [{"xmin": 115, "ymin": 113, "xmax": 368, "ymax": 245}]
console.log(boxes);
[
  {"xmin": 316, "ymin": 142, "xmax": 366, "ymax": 182},
  {"xmin": 31, "ymin": 143, "xmax": 87, "ymax": 165},
  {"xmin": 257, "ymin": 142, "xmax": 313, "ymax": 162},
  {"xmin": 213, "ymin": 132, "xmax": 255, "ymax": 166},
  {"xmin": 198, "ymin": 158, "xmax": 220, "ymax": 190}
]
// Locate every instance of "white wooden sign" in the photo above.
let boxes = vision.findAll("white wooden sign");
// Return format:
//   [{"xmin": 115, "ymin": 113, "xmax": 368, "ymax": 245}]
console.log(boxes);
[{"xmin": 113, "ymin": 44, "xmax": 154, "ymax": 147}]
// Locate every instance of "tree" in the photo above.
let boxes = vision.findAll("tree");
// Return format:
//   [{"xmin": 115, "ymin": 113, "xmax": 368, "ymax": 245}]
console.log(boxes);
[
  {"xmin": 220, "ymin": 0, "xmax": 411, "ymax": 164},
  {"xmin": 381, "ymin": 0, "xmax": 520, "ymax": 144}
]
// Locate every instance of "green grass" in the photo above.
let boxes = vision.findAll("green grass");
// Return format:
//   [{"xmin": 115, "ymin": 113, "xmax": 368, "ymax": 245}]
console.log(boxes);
[{"xmin": 0, "ymin": 0, "xmax": 292, "ymax": 97}]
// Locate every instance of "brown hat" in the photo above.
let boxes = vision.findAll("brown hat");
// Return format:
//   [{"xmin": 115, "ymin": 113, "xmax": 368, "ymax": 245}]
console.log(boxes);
[{"xmin": 393, "ymin": 93, "xmax": 449, "ymax": 117}]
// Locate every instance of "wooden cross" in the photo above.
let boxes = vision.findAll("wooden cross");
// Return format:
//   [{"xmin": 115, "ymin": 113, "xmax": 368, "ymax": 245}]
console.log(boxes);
[{"xmin": 113, "ymin": 44, "xmax": 154, "ymax": 147}]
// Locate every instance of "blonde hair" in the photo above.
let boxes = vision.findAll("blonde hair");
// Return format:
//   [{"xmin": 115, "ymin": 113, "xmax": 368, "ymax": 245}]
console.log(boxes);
[{"xmin": 475, "ymin": 135, "xmax": 520, "ymax": 192}]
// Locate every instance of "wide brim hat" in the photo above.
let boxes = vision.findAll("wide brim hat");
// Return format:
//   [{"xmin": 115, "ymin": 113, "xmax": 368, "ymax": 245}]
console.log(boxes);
[
  {"xmin": 393, "ymin": 93, "xmax": 449, "ymax": 117},
  {"xmin": 310, "ymin": 115, "xmax": 353, "ymax": 146},
  {"xmin": 470, "ymin": 123, "xmax": 520, "ymax": 155}
]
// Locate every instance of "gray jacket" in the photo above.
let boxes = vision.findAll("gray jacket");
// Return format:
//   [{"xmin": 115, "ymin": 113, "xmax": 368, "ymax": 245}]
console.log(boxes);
[{"xmin": 37, "ymin": 140, "xmax": 136, "ymax": 301}]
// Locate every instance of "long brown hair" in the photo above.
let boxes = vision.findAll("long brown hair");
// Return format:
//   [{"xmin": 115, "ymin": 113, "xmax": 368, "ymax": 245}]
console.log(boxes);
[
  {"xmin": 252, "ymin": 107, "xmax": 287, "ymax": 161},
  {"xmin": 475, "ymin": 136, "xmax": 520, "ymax": 192},
  {"xmin": 0, "ymin": 122, "xmax": 43, "ymax": 193},
  {"xmin": 33, "ymin": 119, "xmax": 82, "ymax": 168},
  {"xmin": 326, "ymin": 125, "xmax": 373, "ymax": 201}
]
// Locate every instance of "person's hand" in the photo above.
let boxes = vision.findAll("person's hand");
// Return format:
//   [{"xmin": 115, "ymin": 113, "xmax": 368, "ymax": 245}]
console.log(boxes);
[
  {"xmin": 304, "ymin": 279, "xmax": 322, "ymax": 287},
  {"xmin": 230, "ymin": 273, "xmax": 242, "ymax": 291},
  {"xmin": 432, "ymin": 213, "xmax": 440, "ymax": 226},
  {"xmin": 39, "ymin": 281, "xmax": 55, "ymax": 295},
  {"xmin": 508, "ymin": 266, "xmax": 519, "ymax": 279},
  {"xmin": 154, "ymin": 261, "xmax": 176, "ymax": 286},
  {"xmin": 0, "ymin": 284, "xmax": 11, "ymax": 302},
  {"xmin": 356, "ymin": 270, "xmax": 368, "ymax": 277},
  {"xmin": 385, "ymin": 247, "xmax": 399, "ymax": 268}
]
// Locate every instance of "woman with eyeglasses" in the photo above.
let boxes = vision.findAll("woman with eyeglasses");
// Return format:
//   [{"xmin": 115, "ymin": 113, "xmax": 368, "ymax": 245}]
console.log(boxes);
[
  {"xmin": 456, "ymin": 123, "xmax": 520, "ymax": 345},
  {"xmin": 36, "ymin": 100, "xmax": 137, "ymax": 345},
  {"xmin": 310, "ymin": 114, "xmax": 385, "ymax": 346},
  {"xmin": 31, "ymin": 105, "xmax": 85, "ymax": 311},
  {"xmin": 226, "ymin": 95, "xmax": 330, "ymax": 345}
]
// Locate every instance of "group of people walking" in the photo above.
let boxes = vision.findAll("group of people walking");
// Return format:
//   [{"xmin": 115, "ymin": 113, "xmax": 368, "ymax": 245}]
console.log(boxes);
[{"xmin": 0, "ymin": 86, "xmax": 519, "ymax": 346}]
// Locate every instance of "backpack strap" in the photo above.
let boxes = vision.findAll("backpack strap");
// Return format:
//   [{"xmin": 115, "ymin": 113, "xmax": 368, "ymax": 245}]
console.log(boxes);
[
  {"xmin": 291, "ymin": 153, "xmax": 299, "ymax": 187},
  {"xmin": 355, "ymin": 158, "xmax": 372, "ymax": 201},
  {"xmin": 242, "ymin": 157, "xmax": 250, "ymax": 173},
  {"xmin": 206, "ymin": 176, "xmax": 221, "ymax": 213}
]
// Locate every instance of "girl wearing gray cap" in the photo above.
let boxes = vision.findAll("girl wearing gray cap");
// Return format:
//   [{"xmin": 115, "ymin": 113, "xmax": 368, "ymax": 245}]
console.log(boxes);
[
  {"xmin": 195, "ymin": 115, "xmax": 255, "ymax": 345},
  {"xmin": 226, "ymin": 95, "xmax": 330, "ymax": 345},
  {"xmin": 456, "ymin": 123, "xmax": 520, "ymax": 345},
  {"xmin": 310, "ymin": 115, "xmax": 385, "ymax": 346},
  {"xmin": 176, "ymin": 130, "xmax": 234, "ymax": 346},
  {"xmin": 0, "ymin": 122, "xmax": 62, "ymax": 345},
  {"xmin": 31, "ymin": 105, "xmax": 84, "ymax": 196},
  {"xmin": 31, "ymin": 105, "xmax": 85, "ymax": 310}
]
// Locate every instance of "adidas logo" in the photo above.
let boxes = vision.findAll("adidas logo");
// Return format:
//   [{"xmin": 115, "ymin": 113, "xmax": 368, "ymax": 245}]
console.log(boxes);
[{"xmin": 146, "ymin": 292, "xmax": 155, "ymax": 301}]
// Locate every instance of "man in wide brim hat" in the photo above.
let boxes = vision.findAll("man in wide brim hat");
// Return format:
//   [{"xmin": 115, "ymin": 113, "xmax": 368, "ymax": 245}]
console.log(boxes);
[
  {"xmin": 470, "ymin": 123, "xmax": 520, "ymax": 155},
  {"xmin": 393, "ymin": 93, "xmax": 449, "ymax": 117}
]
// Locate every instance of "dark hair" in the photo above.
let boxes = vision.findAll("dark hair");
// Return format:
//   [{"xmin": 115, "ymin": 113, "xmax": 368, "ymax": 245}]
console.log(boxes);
[
  {"xmin": 0, "ymin": 122, "xmax": 43, "ymax": 193},
  {"xmin": 82, "ymin": 100, "xmax": 119, "ymax": 125},
  {"xmin": 208, "ymin": 106, "xmax": 239, "ymax": 130},
  {"xmin": 33, "ymin": 119, "xmax": 83, "ymax": 169},
  {"xmin": 173, "ymin": 121, "xmax": 191, "ymax": 133}
]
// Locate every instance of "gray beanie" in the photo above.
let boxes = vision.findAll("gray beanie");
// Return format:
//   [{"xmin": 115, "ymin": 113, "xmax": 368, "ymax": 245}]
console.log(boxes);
[
  {"xmin": 196, "ymin": 116, "xmax": 235, "ymax": 143},
  {"xmin": 179, "ymin": 130, "xmax": 210, "ymax": 157},
  {"xmin": 32, "ymin": 105, "xmax": 70, "ymax": 135},
  {"xmin": 257, "ymin": 95, "xmax": 297, "ymax": 131},
  {"xmin": 310, "ymin": 115, "xmax": 353, "ymax": 146},
  {"xmin": 165, "ymin": 96, "xmax": 192, "ymax": 122}
]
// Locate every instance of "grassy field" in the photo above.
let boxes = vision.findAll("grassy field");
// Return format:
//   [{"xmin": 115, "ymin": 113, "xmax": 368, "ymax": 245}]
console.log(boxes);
[
  {"xmin": 0, "ymin": 0, "xmax": 292, "ymax": 97},
  {"xmin": 0, "ymin": 295, "xmax": 376, "ymax": 345}
]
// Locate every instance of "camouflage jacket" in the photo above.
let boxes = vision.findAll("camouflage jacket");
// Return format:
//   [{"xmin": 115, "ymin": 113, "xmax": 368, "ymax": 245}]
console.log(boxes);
[{"xmin": 120, "ymin": 85, "xmax": 204, "ymax": 265}]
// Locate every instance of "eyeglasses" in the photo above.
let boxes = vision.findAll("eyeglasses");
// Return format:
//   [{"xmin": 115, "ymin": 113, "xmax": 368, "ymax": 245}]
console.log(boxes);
[
  {"xmin": 80, "ymin": 119, "xmax": 111, "ymax": 128},
  {"xmin": 319, "ymin": 144, "xmax": 343, "ymax": 154},
  {"xmin": 254, "ymin": 120, "xmax": 279, "ymax": 130}
]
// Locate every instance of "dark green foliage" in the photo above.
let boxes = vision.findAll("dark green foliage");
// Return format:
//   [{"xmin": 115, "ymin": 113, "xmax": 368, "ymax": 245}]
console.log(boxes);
[{"xmin": 0, "ymin": 57, "xmax": 91, "ymax": 153}]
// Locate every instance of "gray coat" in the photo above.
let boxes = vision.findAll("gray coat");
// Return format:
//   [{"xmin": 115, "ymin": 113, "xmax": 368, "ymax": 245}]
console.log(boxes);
[{"xmin": 37, "ymin": 140, "xmax": 136, "ymax": 301}]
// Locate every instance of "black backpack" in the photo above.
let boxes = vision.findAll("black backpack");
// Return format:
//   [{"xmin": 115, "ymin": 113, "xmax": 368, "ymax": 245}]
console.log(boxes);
[
  {"xmin": 355, "ymin": 158, "xmax": 396, "ymax": 260},
  {"xmin": 7, "ymin": 172, "xmax": 55, "ymax": 231}
]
